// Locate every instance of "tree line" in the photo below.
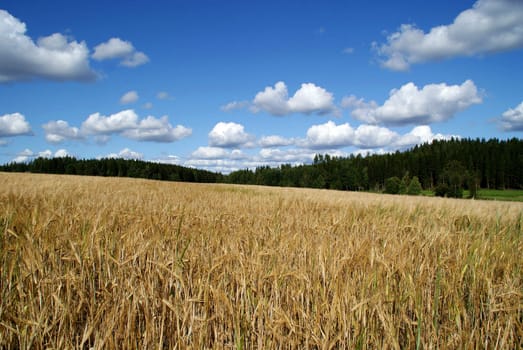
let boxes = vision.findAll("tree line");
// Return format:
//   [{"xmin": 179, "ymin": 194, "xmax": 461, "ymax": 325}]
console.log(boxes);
[
  {"xmin": 0, "ymin": 156, "xmax": 224, "ymax": 183},
  {"xmin": 1, "ymin": 138, "xmax": 522, "ymax": 193},
  {"xmin": 226, "ymin": 138, "xmax": 523, "ymax": 192}
]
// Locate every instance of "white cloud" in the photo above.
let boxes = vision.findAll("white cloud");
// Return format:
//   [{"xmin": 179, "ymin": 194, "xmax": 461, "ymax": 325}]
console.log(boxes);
[
  {"xmin": 0, "ymin": 113, "xmax": 32, "ymax": 137},
  {"xmin": 259, "ymin": 148, "xmax": 315, "ymax": 164},
  {"xmin": 376, "ymin": 0, "xmax": 523, "ymax": 70},
  {"xmin": 12, "ymin": 148, "xmax": 70, "ymax": 162},
  {"xmin": 191, "ymin": 146, "xmax": 230, "ymax": 159},
  {"xmin": 122, "ymin": 115, "xmax": 192, "ymax": 142},
  {"xmin": 499, "ymin": 101, "xmax": 523, "ymax": 131},
  {"xmin": 121, "ymin": 52, "xmax": 149, "ymax": 67},
  {"xmin": 120, "ymin": 90, "xmax": 139, "ymax": 104},
  {"xmin": 92, "ymin": 38, "xmax": 133, "ymax": 60},
  {"xmin": 81, "ymin": 110, "xmax": 139, "ymax": 135},
  {"xmin": 54, "ymin": 149, "xmax": 69, "ymax": 158},
  {"xmin": 343, "ymin": 47, "xmax": 355, "ymax": 54},
  {"xmin": 395, "ymin": 125, "xmax": 457, "ymax": 148},
  {"xmin": 304, "ymin": 121, "xmax": 355, "ymax": 149},
  {"xmin": 0, "ymin": 10, "xmax": 95, "ymax": 82},
  {"xmin": 348, "ymin": 80, "xmax": 482, "ymax": 126},
  {"xmin": 106, "ymin": 148, "xmax": 143, "ymax": 160},
  {"xmin": 258, "ymin": 135, "xmax": 295, "ymax": 148},
  {"xmin": 251, "ymin": 81, "xmax": 336, "ymax": 116},
  {"xmin": 208, "ymin": 122, "xmax": 254, "ymax": 147},
  {"xmin": 38, "ymin": 150, "xmax": 53, "ymax": 158},
  {"xmin": 301, "ymin": 121, "xmax": 456, "ymax": 150},
  {"xmin": 12, "ymin": 148, "xmax": 33, "ymax": 162},
  {"xmin": 288, "ymin": 83, "xmax": 336, "ymax": 115},
  {"xmin": 354, "ymin": 125, "xmax": 398, "ymax": 148},
  {"xmin": 143, "ymin": 102, "xmax": 153, "ymax": 109},
  {"xmin": 303, "ymin": 121, "xmax": 398, "ymax": 149},
  {"xmin": 252, "ymin": 81, "xmax": 289, "ymax": 115},
  {"xmin": 221, "ymin": 101, "xmax": 250, "ymax": 112},
  {"xmin": 42, "ymin": 120, "xmax": 83, "ymax": 143},
  {"xmin": 71, "ymin": 110, "xmax": 190, "ymax": 143},
  {"xmin": 92, "ymin": 37, "xmax": 149, "ymax": 67},
  {"xmin": 156, "ymin": 91, "xmax": 172, "ymax": 100}
]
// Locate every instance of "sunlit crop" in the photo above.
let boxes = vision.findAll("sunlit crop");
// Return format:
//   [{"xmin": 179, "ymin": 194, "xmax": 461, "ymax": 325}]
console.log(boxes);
[{"xmin": 1, "ymin": 172, "xmax": 522, "ymax": 349}]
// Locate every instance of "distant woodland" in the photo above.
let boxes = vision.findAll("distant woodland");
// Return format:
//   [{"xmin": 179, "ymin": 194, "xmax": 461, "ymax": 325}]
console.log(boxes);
[{"xmin": 2, "ymin": 138, "xmax": 522, "ymax": 193}]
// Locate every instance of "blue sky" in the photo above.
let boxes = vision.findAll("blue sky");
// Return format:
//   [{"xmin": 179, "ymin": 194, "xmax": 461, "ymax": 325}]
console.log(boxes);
[{"xmin": 1, "ymin": 0, "xmax": 522, "ymax": 173}]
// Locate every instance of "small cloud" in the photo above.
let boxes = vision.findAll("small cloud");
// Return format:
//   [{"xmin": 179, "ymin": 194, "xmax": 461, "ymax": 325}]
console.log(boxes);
[
  {"xmin": 258, "ymin": 135, "xmax": 295, "ymax": 148},
  {"xmin": 208, "ymin": 122, "xmax": 254, "ymax": 148},
  {"xmin": 92, "ymin": 37, "xmax": 149, "ymax": 67},
  {"xmin": 221, "ymin": 101, "xmax": 250, "ymax": 112},
  {"xmin": 121, "ymin": 52, "xmax": 149, "ymax": 67},
  {"xmin": 120, "ymin": 90, "xmax": 139, "ymax": 104},
  {"xmin": 122, "ymin": 115, "xmax": 192, "ymax": 143},
  {"xmin": 42, "ymin": 120, "xmax": 83, "ymax": 143},
  {"xmin": 12, "ymin": 148, "xmax": 34, "ymax": 163},
  {"xmin": 143, "ymin": 102, "xmax": 153, "ymax": 109},
  {"xmin": 156, "ymin": 91, "xmax": 172, "ymax": 100},
  {"xmin": 54, "ymin": 149, "xmax": 69, "ymax": 158},
  {"xmin": 252, "ymin": 81, "xmax": 337, "ymax": 116},
  {"xmin": 343, "ymin": 47, "xmax": 355, "ymax": 54},
  {"xmin": 106, "ymin": 147, "xmax": 143, "ymax": 160},
  {"xmin": 499, "ymin": 101, "xmax": 523, "ymax": 131},
  {"xmin": 0, "ymin": 113, "xmax": 32, "ymax": 137},
  {"xmin": 191, "ymin": 146, "xmax": 230, "ymax": 160}
]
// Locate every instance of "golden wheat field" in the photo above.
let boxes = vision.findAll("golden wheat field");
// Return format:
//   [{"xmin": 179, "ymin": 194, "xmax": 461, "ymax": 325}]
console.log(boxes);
[{"xmin": 1, "ymin": 172, "xmax": 522, "ymax": 349}]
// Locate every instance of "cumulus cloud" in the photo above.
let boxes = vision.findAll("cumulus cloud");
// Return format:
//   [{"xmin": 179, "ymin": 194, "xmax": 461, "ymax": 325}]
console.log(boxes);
[
  {"xmin": 122, "ymin": 116, "xmax": 192, "ymax": 142},
  {"xmin": 78, "ymin": 110, "xmax": 191, "ymax": 142},
  {"xmin": 12, "ymin": 148, "xmax": 34, "ymax": 163},
  {"xmin": 499, "ymin": 101, "xmax": 523, "ymax": 131},
  {"xmin": 375, "ymin": 0, "xmax": 523, "ymax": 70},
  {"xmin": 42, "ymin": 120, "xmax": 83, "ymax": 143},
  {"xmin": 302, "ymin": 121, "xmax": 455, "ymax": 150},
  {"xmin": 258, "ymin": 135, "xmax": 295, "ymax": 148},
  {"xmin": 0, "ymin": 113, "xmax": 32, "ymax": 137},
  {"xmin": 250, "ymin": 81, "xmax": 336, "ymax": 116},
  {"xmin": 347, "ymin": 80, "xmax": 481, "ymax": 126},
  {"xmin": 120, "ymin": 90, "xmax": 139, "ymax": 104},
  {"xmin": 353, "ymin": 125, "xmax": 399, "ymax": 148},
  {"xmin": 208, "ymin": 122, "xmax": 254, "ymax": 148},
  {"xmin": 221, "ymin": 101, "xmax": 250, "ymax": 112},
  {"xmin": 258, "ymin": 148, "xmax": 315, "ymax": 164},
  {"xmin": 191, "ymin": 146, "xmax": 230, "ymax": 159},
  {"xmin": 0, "ymin": 10, "xmax": 95, "ymax": 82},
  {"xmin": 304, "ymin": 121, "xmax": 355, "ymax": 149},
  {"xmin": 81, "ymin": 110, "xmax": 139, "ymax": 135},
  {"xmin": 54, "ymin": 149, "xmax": 69, "ymax": 158},
  {"xmin": 12, "ymin": 148, "xmax": 70, "ymax": 163},
  {"xmin": 92, "ymin": 37, "xmax": 149, "ymax": 67},
  {"xmin": 395, "ymin": 125, "xmax": 456, "ymax": 148},
  {"xmin": 106, "ymin": 148, "xmax": 143, "ymax": 160}
]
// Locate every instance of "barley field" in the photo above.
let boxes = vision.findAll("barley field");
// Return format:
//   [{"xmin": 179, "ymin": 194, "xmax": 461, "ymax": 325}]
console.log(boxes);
[{"xmin": 0, "ymin": 172, "xmax": 522, "ymax": 349}]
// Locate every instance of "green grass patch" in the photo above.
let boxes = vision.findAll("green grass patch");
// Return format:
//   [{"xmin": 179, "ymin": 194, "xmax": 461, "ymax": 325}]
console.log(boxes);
[
  {"xmin": 475, "ymin": 189, "xmax": 523, "ymax": 202},
  {"xmin": 420, "ymin": 189, "xmax": 523, "ymax": 202}
]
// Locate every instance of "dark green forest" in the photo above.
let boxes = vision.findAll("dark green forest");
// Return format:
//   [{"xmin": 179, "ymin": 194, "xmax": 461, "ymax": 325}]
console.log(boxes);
[
  {"xmin": 227, "ymin": 138, "xmax": 523, "ymax": 192},
  {"xmin": 0, "ymin": 157, "xmax": 224, "ymax": 183},
  {"xmin": 1, "ymin": 138, "xmax": 522, "ymax": 194}
]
